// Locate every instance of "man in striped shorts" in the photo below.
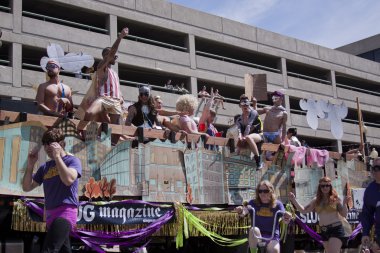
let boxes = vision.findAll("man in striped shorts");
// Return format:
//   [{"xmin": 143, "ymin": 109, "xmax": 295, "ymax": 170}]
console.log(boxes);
[{"xmin": 84, "ymin": 27, "xmax": 129, "ymax": 126}]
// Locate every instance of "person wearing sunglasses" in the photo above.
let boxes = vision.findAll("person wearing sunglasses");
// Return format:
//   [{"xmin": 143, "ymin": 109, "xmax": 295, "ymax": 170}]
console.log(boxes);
[
  {"xmin": 36, "ymin": 60, "xmax": 73, "ymax": 117},
  {"xmin": 236, "ymin": 180, "xmax": 291, "ymax": 253},
  {"xmin": 235, "ymin": 94, "xmax": 264, "ymax": 169},
  {"xmin": 22, "ymin": 128, "xmax": 82, "ymax": 253},
  {"xmin": 125, "ymin": 86, "xmax": 160, "ymax": 129},
  {"xmin": 289, "ymin": 176, "xmax": 351, "ymax": 253},
  {"xmin": 361, "ymin": 158, "xmax": 380, "ymax": 252}
]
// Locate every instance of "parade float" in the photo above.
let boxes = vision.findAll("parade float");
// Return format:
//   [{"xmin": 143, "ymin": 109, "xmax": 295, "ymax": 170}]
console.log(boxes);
[
  {"xmin": 0, "ymin": 44, "xmax": 370, "ymax": 252},
  {"xmin": 0, "ymin": 107, "xmax": 368, "ymax": 252}
]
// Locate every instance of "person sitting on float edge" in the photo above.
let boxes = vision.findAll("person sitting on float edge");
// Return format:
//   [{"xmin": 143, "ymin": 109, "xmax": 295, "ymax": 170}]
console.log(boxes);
[
  {"xmin": 289, "ymin": 176, "xmax": 351, "ymax": 253},
  {"xmin": 236, "ymin": 180, "xmax": 291, "ymax": 253},
  {"xmin": 84, "ymin": 27, "xmax": 129, "ymax": 124},
  {"xmin": 176, "ymin": 94, "xmax": 199, "ymax": 134},
  {"xmin": 126, "ymin": 86, "xmax": 160, "ymax": 129},
  {"xmin": 22, "ymin": 128, "xmax": 82, "ymax": 253},
  {"xmin": 236, "ymin": 94, "xmax": 264, "ymax": 169},
  {"xmin": 257, "ymin": 90, "xmax": 287, "ymax": 144},
  {"xmin": 36, "ymin": 60, "xmax": 73, "ymax": 117}
]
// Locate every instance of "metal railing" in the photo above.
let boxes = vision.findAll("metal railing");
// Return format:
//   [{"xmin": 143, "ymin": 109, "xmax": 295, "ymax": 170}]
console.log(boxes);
[
  {"xmin": 126, "ymin": 34, "xmax": 187, "ymax": 52},
  {"xmin": 336, "ymin": 83, "xmax": 380, "ymax": 97},
  {"xmin": 0, "ymin": 5, "xmax": 11, "ymax": 12},
  {"xmin": 22, "ymin": 11, "xmax": 108, "ymax": 34},
  {"xmin": 287, "ymin": 71, "xmax": 331, "ymax": 84},
  {"xmin": 195, "ymin": 50, "xmax": 281, "ymax": 73},
  {"xmin": 0, "ymin": 59, "xmax": 10, "ymax": 65}
]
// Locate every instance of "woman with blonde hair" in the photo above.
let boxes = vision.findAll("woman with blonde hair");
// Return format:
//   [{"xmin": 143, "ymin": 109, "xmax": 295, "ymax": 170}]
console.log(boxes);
[
  {"xmin": 176, "ymin": 94, "xmax": 199, "ymax": 134},
  {"xmin": 236, "ymin": 180, "xmax": 291, "ymax": 253},
  {"xmin": 289, "ymin": 176, "xmax": 351, "ymax": 253}
]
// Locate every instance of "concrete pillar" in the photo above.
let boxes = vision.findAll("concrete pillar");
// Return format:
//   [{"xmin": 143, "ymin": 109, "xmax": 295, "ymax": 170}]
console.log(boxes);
[
  {"xmin": 189, "ymin": 76, "xmax": 198, "ymax": 96},
  {"xmin": 186, "ymin": 34, "xmax": 196, "ymax": 69},
  {"xmin": 284, "ymin": 94, "xmax": 291, "ymax": 127},
  {"xmin": 278, "ymin": 58, "xmax": 288, "ymax": 89},
  {"xmin": 11, "ymin": 43, "xmax": 22, "ymax": 88},
  {"xmin": 12, "ymin": 0, "xmax": 22, "ymax": 34},
  {"xmin": 108, "ymin": 14, "xmax": 119, "ymax": 73},
  {"xmin": 328, "ymin": 70, "xmax": 337, "ymax": 98}
]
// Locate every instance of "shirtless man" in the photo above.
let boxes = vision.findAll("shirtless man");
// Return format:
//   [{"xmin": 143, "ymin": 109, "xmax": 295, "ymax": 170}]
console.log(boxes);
[
  {"xmin": 36, "ymin": 60, "xmax": 73, "ymax": 117},
  {"xmin": 84, "ymin": 27, "xmax": 129, "ymax": 124},
  {"xmin": 198, "ymin": 86, "xmax": 210, "ymax": 98},
  {"xmin": 257, "ymin": 90, "xmax": 287, "ymax": 144}
]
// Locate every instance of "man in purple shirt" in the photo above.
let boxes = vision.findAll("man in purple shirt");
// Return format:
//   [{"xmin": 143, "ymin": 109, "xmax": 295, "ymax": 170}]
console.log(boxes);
[
  {"xmin": 22, "ymin": 128, "xmax": 82, "ymax": 253},
  {"xmin": 361, "ymin": 158, "xmax": 380, "ymax": 251}
]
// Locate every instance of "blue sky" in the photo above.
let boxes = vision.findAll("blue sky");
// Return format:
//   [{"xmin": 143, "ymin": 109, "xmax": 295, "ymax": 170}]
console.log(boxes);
[{"xmin": 169, "ymin": 0, "xmax": 380, "ymax": 49}]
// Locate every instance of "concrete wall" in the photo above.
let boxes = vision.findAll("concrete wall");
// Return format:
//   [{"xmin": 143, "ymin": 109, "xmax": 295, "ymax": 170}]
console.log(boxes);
[{"xmin": 0, "ymin": 0, "xmax": 379, "ymax": 146}]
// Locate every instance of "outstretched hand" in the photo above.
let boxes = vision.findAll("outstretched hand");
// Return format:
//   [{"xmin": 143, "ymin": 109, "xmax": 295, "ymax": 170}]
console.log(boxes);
[
  {"xmin": 119, "ymin": 27, "xmax": 129, "ymax": 38},
  {"xmin": 288, "ymin": 192, "xmax": 296, "ymax": 203},
  {"xmin": 27, "ymin": 146, "xmax": 40, "ymax": 169}
]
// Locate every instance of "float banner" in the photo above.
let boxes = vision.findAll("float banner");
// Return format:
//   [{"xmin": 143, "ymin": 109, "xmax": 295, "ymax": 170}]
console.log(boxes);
[
  {"xmin": 77, "ymin": 201, "xmax": 174, "ymax": 225},
  {"xmin": 297, "ymin": 209, "xmax": 360, "ymax": 225},
  {"xmin": 25, "ymin": 199, "xmax": 174, "ymax": 225}
]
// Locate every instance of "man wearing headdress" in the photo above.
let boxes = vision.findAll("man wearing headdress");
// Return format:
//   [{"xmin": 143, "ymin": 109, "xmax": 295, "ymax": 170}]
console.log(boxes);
[{"xmin": 36, "ymin": 60, "xmax": 73, "ymax": 117}]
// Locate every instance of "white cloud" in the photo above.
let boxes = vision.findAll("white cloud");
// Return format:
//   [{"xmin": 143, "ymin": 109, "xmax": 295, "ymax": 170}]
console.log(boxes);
[
  {"xmin": 211, "ymin": 0, "xmax": 279, "ymax": 25},
  {"xmin": 169, "ymin": 0, "xmax": 380, "ymax": 48}
]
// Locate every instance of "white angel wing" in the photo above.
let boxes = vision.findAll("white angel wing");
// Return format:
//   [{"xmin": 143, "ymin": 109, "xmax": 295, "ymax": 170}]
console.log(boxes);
[
  {"xmin": 47, "ymin": 43, "xmax": 65, "ymax": 59},
  {"xmin": 299, "ymin": 99, "xmax": 309, "ymax": 110},
  {"xmin": 60, "ymin": 52, "xmax": 94, "ymax": 73},
  {"xmin": 316, "ymin": 100, "xmax": 328, "ymax": 119},
  {"xmin": 40, "ymin": 56, "xmax": 50, "ymax": 72},
  {"xmin": 336, "ymin": 103, "xmax": 348, "ymax": 119}
]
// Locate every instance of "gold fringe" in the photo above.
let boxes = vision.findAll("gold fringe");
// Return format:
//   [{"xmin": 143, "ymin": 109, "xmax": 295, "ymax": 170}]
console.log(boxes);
[
  {"xmin": 12, "ymin": 200, "xmax": 46, "ymax": 232},
  {"xmin": 12, "ymin": 201, "xmax": 250, "ymax": 236}
]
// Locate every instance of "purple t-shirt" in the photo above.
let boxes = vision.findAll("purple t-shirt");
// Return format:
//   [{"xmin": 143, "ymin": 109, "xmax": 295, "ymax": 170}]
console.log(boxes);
[
  {"xmin": 248, "ymin": 199, "xmax": 285, "ymax": 240},
  {"xmin": 33, "ymin": 155, "xmax": 82, "ymax": 210}
]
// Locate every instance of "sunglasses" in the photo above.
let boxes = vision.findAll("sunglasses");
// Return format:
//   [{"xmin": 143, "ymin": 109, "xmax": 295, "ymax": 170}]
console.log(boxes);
[
  {"xmin": 320, "ymin": 184, "xmax": 331, "ymax": 188},
  {"xmin": 372, "ymin": 165, "xmax": 380, "ymax": 172},
  {"xmin": 258, "ymin": 189, "xmax": 270, "ymax": 194},
  {"xmin": 140, "ymin": 92, "xmax": 149, "ymax": 97},
  {"xmin": 46, "ymin": 63, "xmax": 59, "ymax": 69}
]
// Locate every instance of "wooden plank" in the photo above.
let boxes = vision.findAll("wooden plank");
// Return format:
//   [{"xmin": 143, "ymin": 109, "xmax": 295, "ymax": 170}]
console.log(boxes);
[
  {"xmin": 143, "ymin": 128, "xmax": 166, "ymax": 140},
  {"xmin": 244, "ymin": 74, "xmax": 267, "ymax": 101},
  {"xmin": 261, "ymin": 143, "xmax": 280, "ymax": 152},
  {"xmin": 0, "ymin": 110, "xmax": 20, "ymax": 122},
  {"xmin": 329, "ymin": 151, "xmax": 341, "ymax": 160},
  {"xmin": 0, "ymin": 110, "xmax": 137, "ymax": 136},
  {"xmin": 10, "ymin": 136, "xmax": 21, "ymax": 183},
  {"xmin": 205, "ymin": 136, "xmax": 229, "ymax": 146},
  {"xmin": 186, "ymin": 133, "xmax": 201, "ymax": 143}
]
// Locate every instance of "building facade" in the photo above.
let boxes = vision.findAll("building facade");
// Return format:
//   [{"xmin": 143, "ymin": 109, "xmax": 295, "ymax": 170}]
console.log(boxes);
[{"xmin": 1, "ymin": 0, "xmax": 380, "ymax": 152}]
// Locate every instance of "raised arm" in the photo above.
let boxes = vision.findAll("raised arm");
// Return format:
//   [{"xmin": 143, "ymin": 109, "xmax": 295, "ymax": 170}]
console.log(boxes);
[
  {"xmin": 97, "ymin": 27, "xmax": 129, "ymax": 71},
  {"xmin": 50, "ymin": 143, "xmax": 78, "ymax": 186},
  {"xmin": 288, "ymin": 192, "xmax": 316, "ymax": 214},
  {"xmin": 199, "ymin": 88, "xmax": 215, "ymax": 126},
  {"xmin": 22, "ymin": 147, "xmax": 41, "ymax": 192}
]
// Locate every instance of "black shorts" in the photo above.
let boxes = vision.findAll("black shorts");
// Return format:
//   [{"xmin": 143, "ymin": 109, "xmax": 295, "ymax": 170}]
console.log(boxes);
[{"xmin": 320, "ymin": 223, "xmax": 347, "ymax": 245}]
